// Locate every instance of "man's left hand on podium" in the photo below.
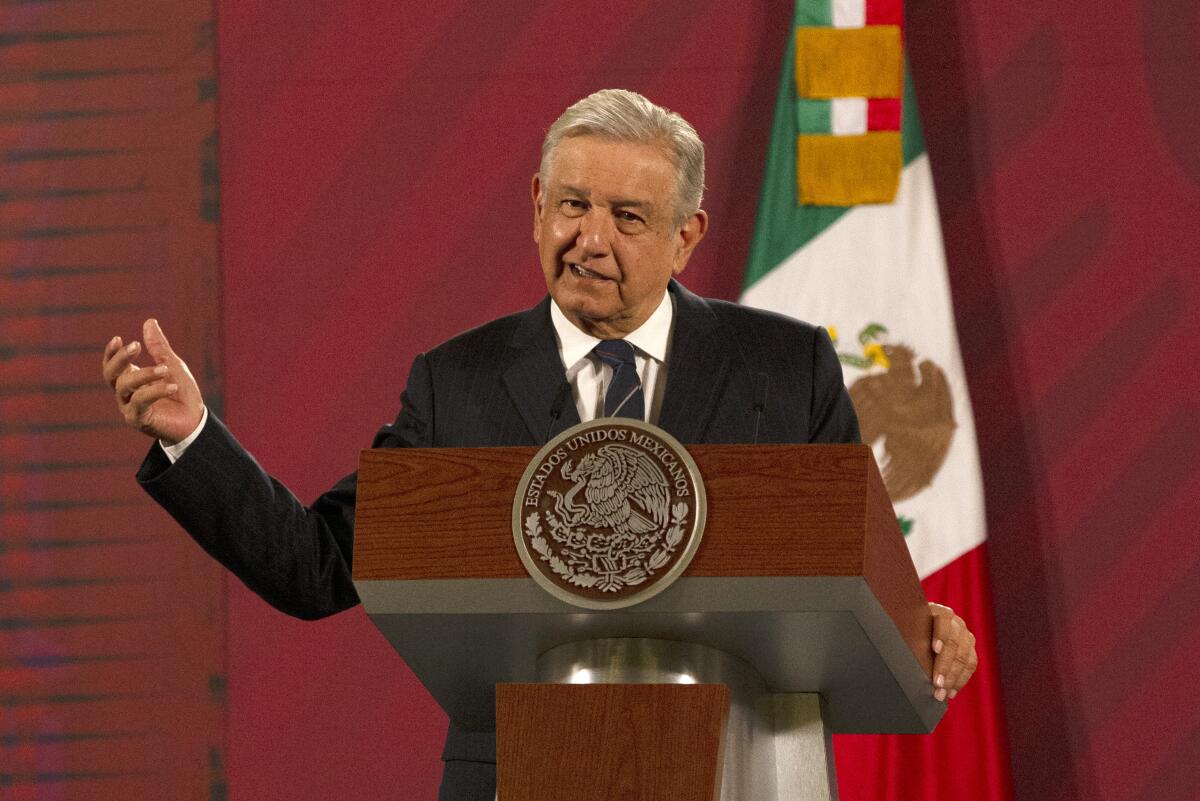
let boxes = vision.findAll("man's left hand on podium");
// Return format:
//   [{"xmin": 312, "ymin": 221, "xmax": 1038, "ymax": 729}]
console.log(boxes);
[{"xmin": 929, "ymin": 602, "xmax": 978, "ymax": 702}]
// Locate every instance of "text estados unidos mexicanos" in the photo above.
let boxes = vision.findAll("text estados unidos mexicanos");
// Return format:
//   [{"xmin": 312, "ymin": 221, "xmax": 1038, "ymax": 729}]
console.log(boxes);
[{"xmin": 524, "ymin": 428, "xmax": 691, "ymax": 507}]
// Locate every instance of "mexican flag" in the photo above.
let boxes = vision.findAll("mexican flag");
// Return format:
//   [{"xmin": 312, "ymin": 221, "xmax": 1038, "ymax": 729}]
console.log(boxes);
[{"xmin": 740, "ymin": 2, "xmax": 1015, "ymax": 799}]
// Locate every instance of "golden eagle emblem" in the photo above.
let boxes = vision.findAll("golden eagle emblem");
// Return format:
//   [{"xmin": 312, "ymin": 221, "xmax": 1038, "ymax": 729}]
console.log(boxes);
[{"xmin": 836, "ymin": 326, "xmax": 956, "ymax": 503}]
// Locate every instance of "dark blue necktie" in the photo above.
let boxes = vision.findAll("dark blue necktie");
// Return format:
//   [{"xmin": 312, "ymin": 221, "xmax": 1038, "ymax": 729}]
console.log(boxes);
[{"xmin": 593, "ymin": 339, "xmax": 644, "ymax": 420}]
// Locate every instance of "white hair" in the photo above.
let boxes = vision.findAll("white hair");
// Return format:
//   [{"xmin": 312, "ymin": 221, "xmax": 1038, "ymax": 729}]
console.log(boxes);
[{"xmin": 540, "ymin": 89, "xmax": 705, "ymax": 228}]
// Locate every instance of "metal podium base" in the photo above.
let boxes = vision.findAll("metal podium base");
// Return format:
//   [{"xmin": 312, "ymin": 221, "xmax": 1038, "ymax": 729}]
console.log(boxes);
[{"xmin": 535, "ymin": 638, "xmax": 838, "ymax": 801}]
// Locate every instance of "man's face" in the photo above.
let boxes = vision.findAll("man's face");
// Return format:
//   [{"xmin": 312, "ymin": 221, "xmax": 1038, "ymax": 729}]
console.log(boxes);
[{"xmin": 532, "ymin": 135, "xmax": 707, "ymax": 339}]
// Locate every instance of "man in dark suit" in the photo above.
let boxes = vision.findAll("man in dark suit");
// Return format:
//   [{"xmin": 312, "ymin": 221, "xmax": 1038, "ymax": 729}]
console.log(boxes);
[{"xmin": 102, "ymin": 89, "xmax": 977, "ymax": 801}]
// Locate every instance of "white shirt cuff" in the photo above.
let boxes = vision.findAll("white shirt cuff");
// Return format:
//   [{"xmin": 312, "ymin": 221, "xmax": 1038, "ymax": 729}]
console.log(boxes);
[{"xmin": 160, "ymin": 406, "xmax": 209, "ymax": 464}]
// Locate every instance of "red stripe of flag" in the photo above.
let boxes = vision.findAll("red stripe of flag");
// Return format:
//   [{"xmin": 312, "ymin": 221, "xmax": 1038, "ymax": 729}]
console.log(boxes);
[
  {"xmin": 834, "ymin": 545, "xmax": 1015, "ymax": 801},
  {"xmin": 868, "ymin": 98, "xmax": 902, "ymax": 131},
  {"xmin": 866, "ymin": 0, "xmax": 903, "ymax": 26}
]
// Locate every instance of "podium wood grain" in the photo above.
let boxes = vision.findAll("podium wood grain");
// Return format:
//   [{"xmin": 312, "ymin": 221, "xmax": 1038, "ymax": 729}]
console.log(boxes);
[
  {"xmin": 354, "ymin": 443, "xmax": 932, "ymax": 676},
  {"xmin": 496, "ymin": 683, "xmax": 728, "ymax": 801}
]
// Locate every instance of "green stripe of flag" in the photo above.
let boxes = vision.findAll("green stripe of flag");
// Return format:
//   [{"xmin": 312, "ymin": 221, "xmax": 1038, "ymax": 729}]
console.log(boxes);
[
  {"xmin": 742, "ymin": 26, "xmax": 928, "ymax": 290},
  {"xmin": 794, "ymin": 0, "xmax": 832, "ymax": 26},
  {"xmin": 796, "ymin": 98, "xmax": 832, "ymax": 133}
]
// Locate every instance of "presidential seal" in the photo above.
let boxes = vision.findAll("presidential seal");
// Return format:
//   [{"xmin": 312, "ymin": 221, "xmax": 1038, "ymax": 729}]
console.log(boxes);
[{"xmin": 512, "ymin": 419, "xmax": 707, "ymax": 609}]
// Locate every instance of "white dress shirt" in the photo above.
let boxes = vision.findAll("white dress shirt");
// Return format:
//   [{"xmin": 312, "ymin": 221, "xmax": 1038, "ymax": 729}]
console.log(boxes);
[
  {"xmin": 549, "ymin": 290, "xmax": 673, "ymax": 425},
  {"xmin": 163, "ymin": 290, "xmax": 675, "ymax": 462},
  {"xmin": 161, "ymin": 405, "xmax": 207, "ymax": 463}
]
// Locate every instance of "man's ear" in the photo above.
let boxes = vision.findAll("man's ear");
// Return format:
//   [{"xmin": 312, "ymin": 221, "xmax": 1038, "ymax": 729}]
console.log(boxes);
[
  {"xmin": 672, "ymin": 209, "xmax": 709, "ymax": 275},
  {"xmin": 531, "ymin": 173, "xmax": 544, "ymax": 243}
]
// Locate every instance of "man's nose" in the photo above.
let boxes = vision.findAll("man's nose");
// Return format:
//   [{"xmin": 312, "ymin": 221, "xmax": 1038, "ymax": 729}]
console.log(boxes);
[{"xmin": 575, "ymin": 209, "xmax": 613, "ymax": 256}]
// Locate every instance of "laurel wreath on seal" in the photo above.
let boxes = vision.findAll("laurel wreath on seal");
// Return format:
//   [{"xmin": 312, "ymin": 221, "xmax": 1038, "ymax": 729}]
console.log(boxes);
[{"xmin": 524, "ymin": 502, "xmax": 689, "ymax": 593}]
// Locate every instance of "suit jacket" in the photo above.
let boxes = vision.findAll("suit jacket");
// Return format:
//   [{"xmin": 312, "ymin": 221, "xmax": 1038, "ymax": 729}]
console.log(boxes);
[{"xmin": 137, "ymin": 280, "xmax": 859, "ymax": 800}]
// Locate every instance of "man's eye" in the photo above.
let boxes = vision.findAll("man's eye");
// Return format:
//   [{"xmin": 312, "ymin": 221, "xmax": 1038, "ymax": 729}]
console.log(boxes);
[
  {"xmin": 616, "ymin": 211, "xmax": 645, "ymax": 227},
  {"xmin": 560, "ymin": 199, "xmax": 586, "ymax": 215}
]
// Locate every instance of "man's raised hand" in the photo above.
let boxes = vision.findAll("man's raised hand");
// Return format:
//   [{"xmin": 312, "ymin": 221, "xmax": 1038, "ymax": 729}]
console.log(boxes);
[{"xmin": 102, "ymin": 319, "xmax": 204, "ymax": 445}]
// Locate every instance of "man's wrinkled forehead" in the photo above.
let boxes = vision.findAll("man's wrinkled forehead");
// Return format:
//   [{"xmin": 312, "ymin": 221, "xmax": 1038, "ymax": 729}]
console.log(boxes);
[{"xmin": 543, "ymin": 132, "xmax": 678, "ymax": 175}]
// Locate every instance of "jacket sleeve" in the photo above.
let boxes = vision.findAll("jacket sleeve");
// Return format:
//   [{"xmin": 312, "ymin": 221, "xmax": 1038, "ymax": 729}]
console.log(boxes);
[{"xmin": 136, "ymin": 352, "xmax": 436, "ymax": 620}]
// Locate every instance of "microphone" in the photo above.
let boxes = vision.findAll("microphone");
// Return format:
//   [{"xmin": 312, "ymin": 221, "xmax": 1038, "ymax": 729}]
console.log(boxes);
[
  {"xmin": 545, "ymin": 379, "xmax": 572, "ymax": 443},
  {"xmin": 752, "ymin": 372, "xmax": 769, "ymax": 445}
]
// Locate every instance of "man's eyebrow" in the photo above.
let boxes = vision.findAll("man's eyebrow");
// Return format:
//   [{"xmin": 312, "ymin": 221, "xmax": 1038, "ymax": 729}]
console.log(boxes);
[
  {"xmin": 558, "ymin": 184, "xmax": 591, "ymax": 198},
  {"xmin": 609, "ymin": 197, "xmax": 652, "ymax": 210},
  {"xmin": 557, "ymin": 184, "xmax": 654, "ymax": 210}
]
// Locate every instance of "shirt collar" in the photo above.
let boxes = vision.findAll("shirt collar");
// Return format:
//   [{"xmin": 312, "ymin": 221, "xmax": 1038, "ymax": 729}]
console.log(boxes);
[{"xmin": 550, "ymin": 290, "xmax": 674, "ymax": 368}]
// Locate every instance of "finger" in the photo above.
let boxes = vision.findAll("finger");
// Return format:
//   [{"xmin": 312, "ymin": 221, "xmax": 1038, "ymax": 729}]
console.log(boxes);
[
  {"xmin": 125, "ymin": 380, "xmax": 179, "ymax": 423},
  {"xmin": 930, "ymin": 609, "xmax": 962, "ymax": 701},
  {"xmin": 115, "ymin": 364, "xmax": 169, "ymax": 403},
  {"xmin": 101, "ymin": 335, "xmax": 124, "ymax": 385},
  {"xmin": 102, "ymin": 335, "xmax": 123, "ymax": 364},
  {"xmin": 102, "ymin": 339, "xmax": 142, "ymax": 387},
  {"xmin": 932, "ymin": 615, "xmax": 962, "ymax": 676},
  {"xmin": 933, "ymin": 642, "xmax": 959, "ymax": 702},
  {"xmin": 944, "ymin": 631, "xmax": 978, "ymax": 693},
  {"xmin": 929, "ymin": 604, "xmax": 952, "ymax": 660},
  {"xmin": 929, "ymin": 602, "xmax": 951, "ymax": 649},
  {"xmin": 142, "ymin": 318, "xmax": 176, "ymax": 366},
  {"xmin": 941, "ymin": 645, "xmax": 968, "ymax": 694}
]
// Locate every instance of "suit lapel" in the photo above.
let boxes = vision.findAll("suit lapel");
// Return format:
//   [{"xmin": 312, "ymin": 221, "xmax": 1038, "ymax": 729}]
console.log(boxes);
[
  {"xmin": 502, "ymin": 284, "xmax": 743, "ymax": 445},
  {"xmin": 657, "ymin": 281, "xmax": 737, "ymax": 443},
  {"xmin": 502, "ymin": 297, "xmax": 581, "ymax": 444}
]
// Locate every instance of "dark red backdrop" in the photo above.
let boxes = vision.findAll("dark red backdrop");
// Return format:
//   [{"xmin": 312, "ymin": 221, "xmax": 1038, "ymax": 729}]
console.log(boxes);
[
  {"xmin": 1, "ymin": 3, "xmax": 225, "ymax": 798},
  {"xmin": 203, "ymin": 0, "xmax": 1200, "ymax": 799}
]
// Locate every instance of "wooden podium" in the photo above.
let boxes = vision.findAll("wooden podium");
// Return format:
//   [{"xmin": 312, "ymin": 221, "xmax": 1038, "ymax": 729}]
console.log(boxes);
[{"xmin": 353, "ymin": 443, "xmax": 943, "ymax": 800}]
